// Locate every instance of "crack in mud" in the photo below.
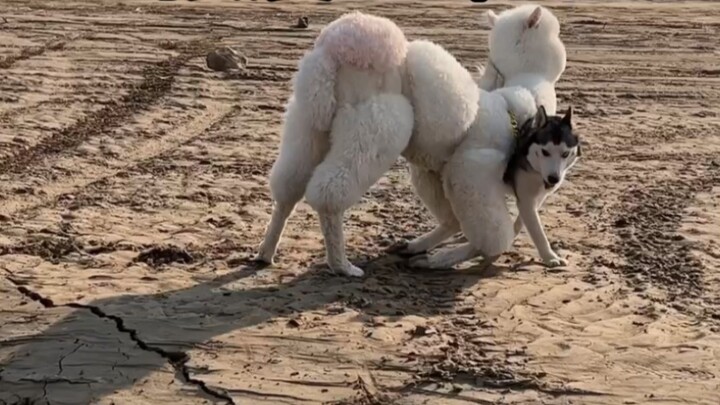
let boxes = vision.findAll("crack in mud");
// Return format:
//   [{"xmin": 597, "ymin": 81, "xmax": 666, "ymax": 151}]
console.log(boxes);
[
  {"xmin": 57, "ymin": 343, "xmax": 83, "ymax": 375},
  {"xmin": 0, "ymin": 39, "xmax": 210, "ymax": 175},
  {"xmin": 2, "ymin": 275, "xmax": 235, "ymax": 404}
]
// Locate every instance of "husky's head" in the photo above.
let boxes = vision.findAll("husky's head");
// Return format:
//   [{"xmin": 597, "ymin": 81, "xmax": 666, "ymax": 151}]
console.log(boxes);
[
  {"xmin": 485, "ymin": 5, "xmax": 566, "ymax": 86},
  {"xmin": 519, "ymin": 106, "xmax": 580, "ymax": 188}
]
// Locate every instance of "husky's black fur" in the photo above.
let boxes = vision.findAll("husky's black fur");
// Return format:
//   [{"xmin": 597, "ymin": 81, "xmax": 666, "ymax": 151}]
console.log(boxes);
[{"xmin": 503, "ymin": 106, "xmax": 581, "ymax": 192}]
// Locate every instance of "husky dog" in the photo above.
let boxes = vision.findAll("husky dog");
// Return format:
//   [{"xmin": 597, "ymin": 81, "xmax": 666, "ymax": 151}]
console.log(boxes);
[
  {"xmin": 500, "ymin": 105, "xmax": 581, "ymax": 267},
  {"xmin": 255, "ymin": 12, "xmax": 414, "ymax": 277}
]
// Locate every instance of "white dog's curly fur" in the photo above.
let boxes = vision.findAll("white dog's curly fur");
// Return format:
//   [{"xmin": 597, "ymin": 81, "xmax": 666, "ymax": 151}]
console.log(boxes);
[{"xmin": 256, "ymin": 12, "xmax": 414, "ymax": 277}]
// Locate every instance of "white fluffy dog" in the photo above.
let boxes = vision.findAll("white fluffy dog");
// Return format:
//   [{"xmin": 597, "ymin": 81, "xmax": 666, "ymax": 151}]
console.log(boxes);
[
  {"xmin": 477, "ymin": 5, "xmax": 566, "ymax": 115},
  {"xmin": 257, "ymin": 6, "xmax": 569, "ymax": 276},
  {"xmin": 255, "ymin": 12, "xmax": 414, "ymax": 277},
  {"xmin": 397, "ymin": 5, "xmax": 571, "ymax": 269}
]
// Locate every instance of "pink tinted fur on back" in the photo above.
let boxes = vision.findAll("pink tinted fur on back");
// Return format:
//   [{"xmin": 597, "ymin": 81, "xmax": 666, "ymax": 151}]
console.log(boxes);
[{"xmin": 315, "ymin": 11, "xmax": 407, "ymax": 73}]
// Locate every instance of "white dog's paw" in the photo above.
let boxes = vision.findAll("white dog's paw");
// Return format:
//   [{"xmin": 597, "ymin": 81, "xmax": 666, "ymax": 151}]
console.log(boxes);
[
  {"xmin": 336, "ymin": 263, "xmax": 365, "ymax": 277},
  {"xmin": 254, "ymin": 246, "xmax": 275, "ymax": 264},
  {"xmin": 408, "ymin": 253, "xmax": 431, "ymax": 269},
  {"xmin": 542, "ymin": 253, "xmax": 568, "ymax": 268}
]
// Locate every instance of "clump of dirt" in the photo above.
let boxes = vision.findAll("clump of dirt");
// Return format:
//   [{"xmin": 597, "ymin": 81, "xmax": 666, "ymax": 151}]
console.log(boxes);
[
  {"xmin": 0, "ymin": 236, "xmax": 81, "ymax": 263},
  {"xmin": 134, "ymin": 245, "xmax": 196, "ymax": 267}
]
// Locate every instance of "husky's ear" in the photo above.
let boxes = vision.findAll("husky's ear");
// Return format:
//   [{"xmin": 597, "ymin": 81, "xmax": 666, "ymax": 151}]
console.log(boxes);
[
  {"xmin": 486, "ymin": 10, "xmax": 498, "ymax": 28},
  {"xmin": 533, "ymin": 105, "xmax": 548, "ymax": 128},
  {"xmin": 527, "ymin": 6, "xmax": 542, "ymax": 29},
  {"xmin": 562, "ymin": 106, "xmax": 573, "ymax": 127}
]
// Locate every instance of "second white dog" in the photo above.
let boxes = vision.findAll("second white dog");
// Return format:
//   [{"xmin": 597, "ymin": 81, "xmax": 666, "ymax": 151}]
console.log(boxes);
[{"xmin": 397, "ymin": 5, "xmax": 575, "ymax": 269}]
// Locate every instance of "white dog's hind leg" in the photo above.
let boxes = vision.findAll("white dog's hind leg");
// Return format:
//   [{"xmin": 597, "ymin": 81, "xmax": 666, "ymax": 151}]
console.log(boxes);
[
  {"xmin": 409, "ymin": 243, "xmax": 479, "ymax": 269},
  {"xmin": 401, "ymin": 165, "xmax": 460, "ymax": 254},
  {"xmin": 256, "ymin": 98, "xmax": 330, "ymax": 264},
  {"xmin": 442, "ymin": 148, "xmax": 515, "ymax": 266},
  {"xmin": 306, "ymin": 94, "xmax": 414, "ymax": 276},
  {"xmin": 404, "ymin": 225, "xmax": 459, "ymax": 255}
]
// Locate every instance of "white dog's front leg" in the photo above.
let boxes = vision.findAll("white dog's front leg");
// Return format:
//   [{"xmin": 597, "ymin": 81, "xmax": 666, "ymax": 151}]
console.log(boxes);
[
  {"xmin": 409, "ymin": 242, "xmax": 481, "ymax": 270},
  {"xmin": 516, "ymin": 198, "xmax": 566, "ymax": 267}
]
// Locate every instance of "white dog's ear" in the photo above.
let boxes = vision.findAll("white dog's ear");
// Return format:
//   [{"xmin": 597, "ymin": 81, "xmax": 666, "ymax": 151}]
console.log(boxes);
[
  {"xmin": 486, "ymin": 10, "xmax": 498, "ymax": 28},
  {"xmin": 562, "ymin": 106, "xmax": 573, "ymax": 127},
  {"xmin": 534, "ymin": 105, "xmax": 548, "ymax": 128},
  {"xmin": 527, "ymin": 6, "xmax": 542, "ymax": 29}
]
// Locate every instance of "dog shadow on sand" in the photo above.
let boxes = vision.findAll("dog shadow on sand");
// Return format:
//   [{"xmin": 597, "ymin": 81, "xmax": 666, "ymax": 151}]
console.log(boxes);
[{"xmin": 0, "ymin": 251, "xmax": 514, "ymax": 404}]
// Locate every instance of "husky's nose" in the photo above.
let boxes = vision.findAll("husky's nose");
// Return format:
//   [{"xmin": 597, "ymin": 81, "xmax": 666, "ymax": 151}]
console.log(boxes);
[{"xmin": 547, "ymin": 175, "xmax": 560, "ymax": 185}]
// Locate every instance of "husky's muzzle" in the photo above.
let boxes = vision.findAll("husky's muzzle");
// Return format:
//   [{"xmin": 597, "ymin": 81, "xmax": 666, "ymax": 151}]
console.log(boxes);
[{"xmin": 544, "ymin": 174, "xmax": 560, "ymax": 189}]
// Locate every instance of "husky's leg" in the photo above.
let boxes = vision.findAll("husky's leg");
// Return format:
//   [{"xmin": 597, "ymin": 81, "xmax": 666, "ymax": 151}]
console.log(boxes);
[
  {"xmin": 512, "ymin": 191, "xmax": 551, "ymax": 237},
  {"xmin": 306, "ymin": 94, "xmax": 413, "ymax": 276},
  {"xmin": 515, "ymin": 177, "xmax": 567, "ymax": 267},
  {"xmin": 256, "ymin": 98, "xmax": 330, "ymax": 264},
  {"xmin": 397, "ymin": 165, "xmax": 460, "ymax": 255}
]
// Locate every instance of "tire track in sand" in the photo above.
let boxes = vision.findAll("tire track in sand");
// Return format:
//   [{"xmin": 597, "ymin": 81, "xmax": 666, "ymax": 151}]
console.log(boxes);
[
  {"xmin": 0, "ymin": 40, "xmax": 204, "ymax": 175},
  {"xmin": 0, "ymin": 38, "xmax": 231, "ymax": 218},
  {"xmin": 0, "ymin": 34, "xmax": 88, "ymax": 70}
]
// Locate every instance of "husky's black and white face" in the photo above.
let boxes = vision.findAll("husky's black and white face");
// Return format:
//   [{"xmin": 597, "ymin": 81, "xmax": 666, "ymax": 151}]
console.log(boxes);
[{"xmin": 522, "ymin": 106, "xmax": 581, "ymax": 188}]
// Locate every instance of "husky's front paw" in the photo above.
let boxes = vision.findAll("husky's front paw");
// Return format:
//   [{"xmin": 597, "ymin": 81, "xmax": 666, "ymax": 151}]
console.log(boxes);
[{"xmin": 542, "ymin": 253, "xmax": 568, "ymax": 268}]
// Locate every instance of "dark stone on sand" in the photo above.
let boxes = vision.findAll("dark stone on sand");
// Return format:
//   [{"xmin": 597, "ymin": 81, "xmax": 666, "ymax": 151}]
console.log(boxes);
[
  {"xmin": 294, "ymin": 16, "xmax": 309, "ymax": 29},
  {"xmin": 206, "ymin": 47, "xmax": 247, "ymax": 72}
]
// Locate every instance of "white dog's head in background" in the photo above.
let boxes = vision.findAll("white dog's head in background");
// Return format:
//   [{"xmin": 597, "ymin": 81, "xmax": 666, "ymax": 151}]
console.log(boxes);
[{"xmin": 483, "ymin": 5, "xmax": 567, "ymax": 88}]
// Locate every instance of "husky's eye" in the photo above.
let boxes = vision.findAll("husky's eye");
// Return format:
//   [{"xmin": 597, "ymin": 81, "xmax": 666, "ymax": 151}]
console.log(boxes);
[
  {"xmin": 561, "ymin": 151, "xmax": 570, "ymax": 158},
  {"xmin": 541, "ymin": 149, "xmax": 550, "ymax": 157}
]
